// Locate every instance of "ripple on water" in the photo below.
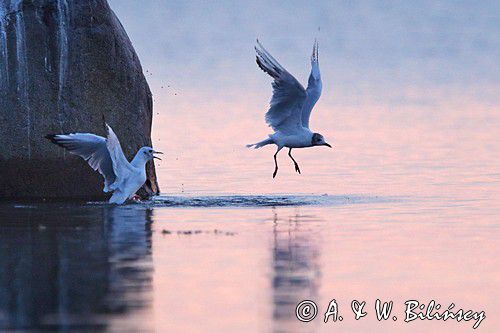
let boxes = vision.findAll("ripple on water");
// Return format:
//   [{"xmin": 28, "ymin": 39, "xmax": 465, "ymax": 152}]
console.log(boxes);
[{"xmin": 146, "ymin": 194, "xmax": 399, "ymax": 208}]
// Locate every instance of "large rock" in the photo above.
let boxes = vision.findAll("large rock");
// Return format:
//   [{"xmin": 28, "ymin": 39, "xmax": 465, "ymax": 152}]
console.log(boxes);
[{"xmin": 0, "ymin": 0, "xmax": 159, "ymax": 199}]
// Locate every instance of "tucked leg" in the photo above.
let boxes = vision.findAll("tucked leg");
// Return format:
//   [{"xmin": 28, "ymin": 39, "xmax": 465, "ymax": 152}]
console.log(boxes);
[
  {"xmin": 273, "ymin": 147, "xmax": 283, "ymax": 178},
  {"xmin": 288, "ymin": 148, "xmax": 301, "ymax": 174}
]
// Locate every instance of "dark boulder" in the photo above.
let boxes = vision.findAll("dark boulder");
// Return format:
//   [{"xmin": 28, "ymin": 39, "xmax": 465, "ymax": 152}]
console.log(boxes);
[{"xmin": 0, "ymin": 0, "xmax": 159, "ymax": 199}]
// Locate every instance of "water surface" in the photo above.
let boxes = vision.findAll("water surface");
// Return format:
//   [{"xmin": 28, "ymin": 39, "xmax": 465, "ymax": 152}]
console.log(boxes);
[{"xmin": 0, "ymin": 190, "xmax": 499, "ymax": 332}]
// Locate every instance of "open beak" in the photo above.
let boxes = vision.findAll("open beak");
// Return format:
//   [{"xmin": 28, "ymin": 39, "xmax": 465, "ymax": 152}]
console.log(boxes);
[
  {"xmin": 153, "ymin": 151, "xmax": 163, "ymax": 160},
  {"xmin": 324, "ymin": 143, "xmax": 332, "ymax": 148}
]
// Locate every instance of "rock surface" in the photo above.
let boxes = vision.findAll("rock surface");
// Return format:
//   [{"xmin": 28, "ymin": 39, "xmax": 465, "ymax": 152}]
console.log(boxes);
[{"xmin": 0, "ymin": 0, "xmax": 159, "ymax": 199}]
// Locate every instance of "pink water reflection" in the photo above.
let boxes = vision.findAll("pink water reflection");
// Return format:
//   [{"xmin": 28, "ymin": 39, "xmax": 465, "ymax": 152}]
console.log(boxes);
[{"xmin": 150, "ymin": 201, "xmax": 500, "ymax": 332}]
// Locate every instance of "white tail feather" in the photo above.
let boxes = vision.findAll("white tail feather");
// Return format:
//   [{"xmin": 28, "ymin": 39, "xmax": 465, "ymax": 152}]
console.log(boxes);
[{"xmin": 246, "ymin": 138, "xmax": 273, "ymax": 149}]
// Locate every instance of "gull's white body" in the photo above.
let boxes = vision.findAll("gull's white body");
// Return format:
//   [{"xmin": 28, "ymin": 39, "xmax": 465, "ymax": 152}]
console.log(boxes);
[
  {"xmin": 248, "ymin": 40, "xmax": 330, "ymax": 177},
  {"xmin": 270, "ymin": 128, "xmax": 314, "ymax": 148},
  {"xmin": 47, "ymin": 124, "xmax": 158, "ymax": 204},
  {"xmin": 109, "ymin": 152, "xmax": 148, "ymax": 204}
]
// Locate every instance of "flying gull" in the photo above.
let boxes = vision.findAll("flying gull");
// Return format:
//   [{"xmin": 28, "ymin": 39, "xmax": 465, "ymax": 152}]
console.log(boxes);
[{"xmin": 247, "ymin": 39, "xmax": 332, "ymax": 178}]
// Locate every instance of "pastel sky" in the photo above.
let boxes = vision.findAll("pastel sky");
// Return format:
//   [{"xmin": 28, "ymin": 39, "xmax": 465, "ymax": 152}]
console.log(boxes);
[{"xmin": 109, "ymin": 0, "xmax": 499, "ymax": 104}]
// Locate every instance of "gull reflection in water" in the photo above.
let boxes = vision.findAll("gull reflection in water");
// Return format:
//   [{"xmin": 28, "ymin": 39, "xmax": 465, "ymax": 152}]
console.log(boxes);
[
  {"xmin": 0, "ymin": 204, "xmax": 154, "ymax": 332},
  {"xmin": 271, "ymin": 210, "xmax": 322, "ymax": 333}
]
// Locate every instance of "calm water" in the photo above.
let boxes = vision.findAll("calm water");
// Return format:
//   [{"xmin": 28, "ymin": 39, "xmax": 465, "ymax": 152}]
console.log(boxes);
[
  {"xmin": 0, "ymin": 186, "xmax": 499, "ymax": 332},
  {"xmin": 2, "ymin": 0, "xmax": 500, "ymax": 331}
]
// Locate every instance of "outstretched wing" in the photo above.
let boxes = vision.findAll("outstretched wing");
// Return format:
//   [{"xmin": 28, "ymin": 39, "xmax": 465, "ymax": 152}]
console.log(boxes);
[
  {"xmin": 302, "ymin": 39, "xmax": 323, "ymax": 128},
  {"xmin": 255, "ymin": 40, "xmax": 307, "ymax": 134},
  {"xmin": 104, "ymin": 123, "xmax": 133, "ymax": 188},
  {"xmin": 46, "ymin": 133, "xmax": 116, "ymax": 192}
]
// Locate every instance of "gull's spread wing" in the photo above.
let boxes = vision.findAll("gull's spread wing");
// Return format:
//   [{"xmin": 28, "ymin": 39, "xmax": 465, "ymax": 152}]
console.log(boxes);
[
  {"xmin": 46, "ymin": 133, "xmax": 116, "ymax": 192},
  {"xmin": 302, "ymin": 39, "xmax": 323, "ymax": 128},
  {"xmin": 255, "ymin": 40, "xmax": 307, "ymax": 134},
  {"xmin": 104, "ymin": 123, "xmax": 133, "ymax": 189}
]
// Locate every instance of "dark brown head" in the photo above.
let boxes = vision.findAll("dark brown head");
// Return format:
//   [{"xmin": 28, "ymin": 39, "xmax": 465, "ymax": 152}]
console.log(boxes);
[{"xmin": 311, "ymin": 133, "xmax": 332, "ymax": 148}]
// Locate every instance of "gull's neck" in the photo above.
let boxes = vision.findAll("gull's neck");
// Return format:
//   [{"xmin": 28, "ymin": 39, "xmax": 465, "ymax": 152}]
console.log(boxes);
[{"xmin": 131, "ymin": 153, "xmax": 149, "ymax": 169}]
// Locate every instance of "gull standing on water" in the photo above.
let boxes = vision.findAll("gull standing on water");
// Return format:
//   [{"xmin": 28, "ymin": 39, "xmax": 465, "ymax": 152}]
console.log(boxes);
[
  {"xmin": 247, "ymin": 40, "xmax": 332, "ymax": 178},
  {"xmin": 46, "ymin": 122, "xmax": 162, "ymax": 204}
]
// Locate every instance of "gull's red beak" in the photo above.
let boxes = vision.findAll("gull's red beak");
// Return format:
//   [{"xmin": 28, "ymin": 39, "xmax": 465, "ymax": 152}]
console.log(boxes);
[{"xmin": 153, "ymin": 151, "xmax": 163, "ymax": 160}]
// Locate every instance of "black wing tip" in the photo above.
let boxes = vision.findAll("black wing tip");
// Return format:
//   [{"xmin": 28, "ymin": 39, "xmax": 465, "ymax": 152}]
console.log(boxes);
[
  {"xmin": 45, "ymin": 134, "xmax": 58, "ymax": 143},
  {"xmin": 46, "ymin": 133, "xmax": 74, "ymax": 147},
  {"xmin": 45, "ymin": 134, "xmax": 68, "ymax": 148},
  {"xmin": 255, "ymin": 57, "xmax": 266, "ymax": 73},
  {"xmin": 102, "ymin": 114, "xmax": 109, "ymax": 132},
  {"xmin": 255, "ymin": 56, "xmax": 280, "ymax": 79}
]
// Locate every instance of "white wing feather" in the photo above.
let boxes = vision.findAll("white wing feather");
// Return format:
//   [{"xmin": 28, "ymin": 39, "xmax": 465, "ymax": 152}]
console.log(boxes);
[
  {"xmin": 105, "ymin": 124, "xmax": 133, "ymax": 190},
  {"xmin": 47, "ymin": 133, "xmax": 116, "ymax": 192},
  {"xmin": 255, "ymin": 40, "xmax": 307, "ymax": 134},
  {"xmin": 302, "ymin": 40, "xmax": 323, "ymax": 128}
]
